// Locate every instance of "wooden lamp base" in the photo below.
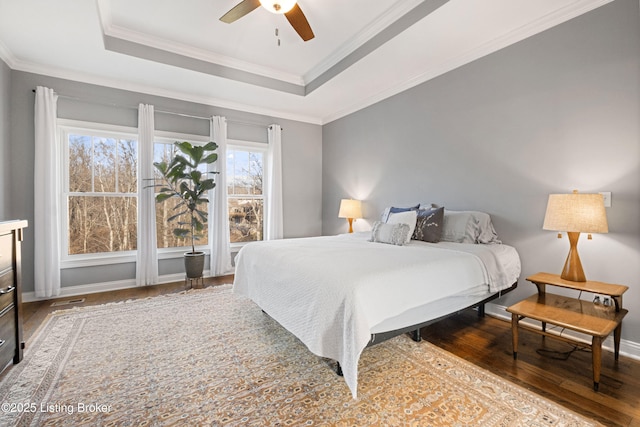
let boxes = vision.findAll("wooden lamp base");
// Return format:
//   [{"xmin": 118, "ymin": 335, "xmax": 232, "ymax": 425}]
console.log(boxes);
[
  {"xmin": 560, "ymin": 231, "xmax": 586, "ymax": 282},
  {"xmin": 347, "ymin": 218, "xmax": 354, "ymax": 233}
]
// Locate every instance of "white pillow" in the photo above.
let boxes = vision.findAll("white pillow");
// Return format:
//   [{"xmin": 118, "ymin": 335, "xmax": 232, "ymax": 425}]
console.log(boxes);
[
  {"xmin": 441, "ymin": 210, "xmax": 501, "ymax": 244},
  {"xmin": 386, "ymin": 210, "xmax": 418, "ymax": 244},
  {"xmin": 379, "ymin": 204, "xmax": 420, "ymax": 222},
  {"xmin": 370, "ymin": 221, "xmax": 410, "ymax": 246}
]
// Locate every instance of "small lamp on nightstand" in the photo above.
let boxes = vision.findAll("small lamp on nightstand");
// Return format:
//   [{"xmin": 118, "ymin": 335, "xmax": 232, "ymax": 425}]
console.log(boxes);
[
  {"xmin": 338, "ymin": 199, "xmax": 362, "ymax": 233},
  {"xmin": 542, "ymin": 190, "xmax": 608, "ymax": 282}
]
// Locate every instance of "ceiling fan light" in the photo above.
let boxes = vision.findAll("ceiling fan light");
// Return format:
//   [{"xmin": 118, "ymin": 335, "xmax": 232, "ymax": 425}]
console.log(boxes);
[{"xmin": 259, "ymin": 0, "xmax": 296, "ymax": 14}]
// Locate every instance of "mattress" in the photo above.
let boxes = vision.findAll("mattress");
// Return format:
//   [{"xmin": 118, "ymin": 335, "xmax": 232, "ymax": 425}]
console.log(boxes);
[{"xmin": 233, "ymin": 232, "xmax": 521, "ymax": 398}]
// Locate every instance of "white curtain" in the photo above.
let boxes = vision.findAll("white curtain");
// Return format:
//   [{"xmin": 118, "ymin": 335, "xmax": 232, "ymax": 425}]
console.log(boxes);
[
  {"xmin": 265, "ymin": 124, "xmax": 284, "ymax": 240},
  {"xmin": 135, "ymin": 104, "xmax": 158, "ymax": 286},
  {"xmin": 34, "ymin": 86, "xmax": 61, "ymax": 298},
  {"xmin": 209, "ymin": 116, "xmax": 232, "ymax": 275}
]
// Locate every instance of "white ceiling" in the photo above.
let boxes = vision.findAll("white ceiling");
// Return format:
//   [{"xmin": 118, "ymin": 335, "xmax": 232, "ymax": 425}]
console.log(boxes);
[{"xmin": 0, "ymin": 0, "xmax": 612, "ymax": 124}]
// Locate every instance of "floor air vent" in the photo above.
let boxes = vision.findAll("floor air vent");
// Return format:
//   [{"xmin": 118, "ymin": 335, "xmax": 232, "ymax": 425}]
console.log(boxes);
[{"xmin": 51, "ymin": 298, "xmax": 86, "ymax": 307}]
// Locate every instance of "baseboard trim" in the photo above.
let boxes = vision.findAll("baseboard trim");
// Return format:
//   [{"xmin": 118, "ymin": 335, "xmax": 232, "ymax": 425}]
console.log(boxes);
[
  {"xmin": 22, "ymin": 272, "xmax": 209, "ymax": 303},
  {"xmin": 485, "ymin": 303, "xmax": 640, "ymax": 361}
]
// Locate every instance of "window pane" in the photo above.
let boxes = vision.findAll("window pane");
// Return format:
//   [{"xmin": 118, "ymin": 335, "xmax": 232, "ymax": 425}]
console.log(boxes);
[
  {"xmin": 248, "ymin": 152, "xmax": 263, "ymax": 195},
  {"xmin": 227, "ymin": 150, "xmax": 263, "ymax": 195},
  {"xmin": 93, "ymin": 137, "xmax": 116, "ymax": 193},
  {"xmin": 153, "ymin": 141, "xmax": 210, "ymax": 249},
  {"xmin": 155, "ymin": 196, "xmax": 209, "ymax": 248},
  {"xmin": 68, "ymin": 134, "xmax": 92, "ymax": 192},
  {"xmin": 68, "ymin": 196, "xmax": 137, "ymax": 255},
  {"xmin": 229, "ymin": 198, "xmax": 263, "ymax": 243},
  {"xmin": 153, "ymin": 143, "xmax": 178, "ymax": 180},
  {"xmin": 117, "ymin": 139, "xmax": 138, "ymax": 193}
]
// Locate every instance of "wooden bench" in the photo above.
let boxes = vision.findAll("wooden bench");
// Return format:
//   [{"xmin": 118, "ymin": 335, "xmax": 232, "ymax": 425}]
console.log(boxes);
[{"xmin": 507, "ymin": 272, "xmax": 628, "ymax": 391}]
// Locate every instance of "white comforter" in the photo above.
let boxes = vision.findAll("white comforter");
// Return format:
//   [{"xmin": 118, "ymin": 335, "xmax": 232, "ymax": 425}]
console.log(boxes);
[{"xmin": 233, "ymin": 232, "xmax": 520, "ymax": 398}]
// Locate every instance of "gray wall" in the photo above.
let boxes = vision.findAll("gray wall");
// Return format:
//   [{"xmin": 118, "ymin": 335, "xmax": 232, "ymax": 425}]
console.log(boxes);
[
  {"xmin": 322, "ymin": 0, "xmax": 640, "ymax": 343},
  {"xmin": 9, "ymin": 72, "xmax": 322, "ymax": 292},
  {"xmin": 0, "ymin": 59, "xmax": 10, "ymax": 219}
]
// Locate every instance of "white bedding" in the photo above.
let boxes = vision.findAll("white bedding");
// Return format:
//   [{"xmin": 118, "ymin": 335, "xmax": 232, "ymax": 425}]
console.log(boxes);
[{"xmin": 233, "ymin": 232, "xmax": 521, "ymax": 398}]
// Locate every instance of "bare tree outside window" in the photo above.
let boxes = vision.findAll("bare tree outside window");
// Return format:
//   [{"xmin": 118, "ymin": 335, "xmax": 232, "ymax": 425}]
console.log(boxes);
[
  {"xmin": 65, "ymin": 128, "xmax": 263, "ymax": 259},
  {"xmin": 227, "ymin": 148, "xmax": 264, "ymax": 243},
  {"xmin": 67, "ymin": 134, "xmax": 137, "ymax": 255}
]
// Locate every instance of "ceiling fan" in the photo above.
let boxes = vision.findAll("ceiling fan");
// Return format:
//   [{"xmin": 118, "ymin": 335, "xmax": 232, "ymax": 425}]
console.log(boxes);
[{"xmin": 220, "ymin": 0, "xmax": 315, "ymax": 42}]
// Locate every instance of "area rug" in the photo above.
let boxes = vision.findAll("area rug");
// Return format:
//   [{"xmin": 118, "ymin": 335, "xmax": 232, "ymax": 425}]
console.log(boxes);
[{"xmin": 0, "ymin": 285, "xmax": 598, "ymax": 426}]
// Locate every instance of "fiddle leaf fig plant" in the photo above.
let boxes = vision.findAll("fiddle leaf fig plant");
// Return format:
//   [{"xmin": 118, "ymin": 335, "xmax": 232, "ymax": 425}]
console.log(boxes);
[{"xmin": 151, "ymin": 141, "xmax": 219, "ymax": 253}]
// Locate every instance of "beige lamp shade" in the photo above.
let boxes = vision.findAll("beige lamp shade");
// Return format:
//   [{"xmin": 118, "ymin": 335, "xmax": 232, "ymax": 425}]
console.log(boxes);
[
  {"xmin": 338, "ymin": 199, "xmax": 362, "ymax": 219},
  {"xmin": 543, "ymin": 192, "xmax": 608, "ymax": 233},
  {"xmin": 542, "ymin": 190, "xmax": 608, "ymax": 282},
  {"xmin": 338, "ymin": 199, "xmax": 362, "ymax": 233}
]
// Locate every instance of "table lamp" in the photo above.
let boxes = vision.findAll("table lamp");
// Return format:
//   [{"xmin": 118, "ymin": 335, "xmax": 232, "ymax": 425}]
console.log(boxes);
[
  {"xmin": 542, "ymin": 190, "xmax": 608, "ymax": 282},
  {"xmin": 338, "ymin": 199, "xmax": 362, "ymax": 233}
]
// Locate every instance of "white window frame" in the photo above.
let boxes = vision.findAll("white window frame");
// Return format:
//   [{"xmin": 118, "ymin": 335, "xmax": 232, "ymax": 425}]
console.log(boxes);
[
  {"xmin": 57, "ymin": 122, "xmax": 264, "ymax": 267},
  {"xmin": 153, "ymin": 131, "xmax": 211, "ymax": 259},
  {"xmin": 227, "ymin": 139, "xmax": 268, "ymax": 250},
  {"xmin": 59, "ymin": 119, "xmax": 139, "ymax": 268}
]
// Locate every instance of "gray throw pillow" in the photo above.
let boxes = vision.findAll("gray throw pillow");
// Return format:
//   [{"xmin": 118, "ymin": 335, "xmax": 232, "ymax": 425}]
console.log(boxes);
[{"xmin": 412, "ymin": 207, "xmax": 444, "ymax": 243}]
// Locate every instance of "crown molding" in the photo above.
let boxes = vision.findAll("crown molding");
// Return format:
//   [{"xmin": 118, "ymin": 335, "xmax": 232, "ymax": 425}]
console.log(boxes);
[
  {"xmin": 10, "ymin": 58, "xmax": 322, "ymax": 125},
  {"xmin": 0, "ymin": 39, "xmax": 16, "ymax": 69},
  {"xmin": 303, "ymin": 0, "xmax": 424, "ymax": 84},
  {"xmin": 103, "ymin": 24, "xmax": 305, "ymax": 87},
  {"xmin": 97, "ymin": 0, "xmax": 303, "ymax": 87},
  {"xmin": 321, "ymin": 0, "xmax": 616, "ymax": 124}
]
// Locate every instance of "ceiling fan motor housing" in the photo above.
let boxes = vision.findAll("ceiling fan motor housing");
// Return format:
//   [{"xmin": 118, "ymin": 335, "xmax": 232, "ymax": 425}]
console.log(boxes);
[{"xmin": 260, "ymin": 0, "xmax": 296, "ymax": 14}]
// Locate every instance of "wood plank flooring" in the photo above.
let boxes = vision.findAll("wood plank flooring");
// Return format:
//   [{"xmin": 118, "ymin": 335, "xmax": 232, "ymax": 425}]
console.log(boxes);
[
  {"xmin": 18, "ymin": 276, "xmax": 640, "ymax": 427},
  {"xmin": 420, "ymin": 309, "xmax": 640, "ymax": 427}
]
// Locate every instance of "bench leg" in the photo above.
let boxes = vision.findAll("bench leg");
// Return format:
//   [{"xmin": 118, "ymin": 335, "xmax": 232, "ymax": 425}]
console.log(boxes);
[
  {"xmin": 511, "ymin": 313, "xmax": 519, "ymax": 360},
  {"xmin": 614, "ymin": 323, "xmax": 622, "ymax": 361},
  {"xmin": 592, "ymin": 336, "xmax": 602, "ymax": 391}
]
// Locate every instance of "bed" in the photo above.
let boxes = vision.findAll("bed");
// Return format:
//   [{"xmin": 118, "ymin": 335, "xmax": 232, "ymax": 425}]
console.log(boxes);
[{"xmin": 233, "ymin": 208, "xmax": 521, "ymax": 398}]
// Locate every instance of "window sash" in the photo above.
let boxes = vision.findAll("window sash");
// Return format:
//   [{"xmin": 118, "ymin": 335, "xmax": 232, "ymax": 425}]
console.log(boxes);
[
  {"xmin": 227, "ymin": 140, "xmax": 267, "ymax": 246},
  {"xmin": 153, "ymin": 134, "xmax": 211, "ymax": 251},
  {"xmin": 60, "ymin": 121, "xmax": 139, "ymax": 263}
]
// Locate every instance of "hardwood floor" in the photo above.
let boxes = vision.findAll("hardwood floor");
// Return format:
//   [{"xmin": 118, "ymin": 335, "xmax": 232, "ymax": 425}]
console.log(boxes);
[
  {"xmin": 420, "ymin": 310, "xmax": 640, "ymax": 427},
  {"xmin": 20, "ymin": 276, "xmax": 639, "ymax": 427}
]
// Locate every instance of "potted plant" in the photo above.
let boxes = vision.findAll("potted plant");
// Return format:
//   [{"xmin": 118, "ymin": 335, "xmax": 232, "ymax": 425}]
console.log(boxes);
[{"xmin": 151, "ymin": 141, "xmax": 219, "ymax": 279}]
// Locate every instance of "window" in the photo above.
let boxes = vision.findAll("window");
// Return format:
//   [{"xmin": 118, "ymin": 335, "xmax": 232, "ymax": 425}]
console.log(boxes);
[
  {"xmin": 61, "ymin": 123, "xmax": 138, "ymax": 258},
  {"xmin": 153, "ymin": 136, "xmax": 210, "ymax": 249},
  {"xmin": 227, "ymin": 140, "xmax": 267, "ymax": 244},
  {"xmin": 60, "ymin": 121, "xmax": 264, "ymax": 267}
]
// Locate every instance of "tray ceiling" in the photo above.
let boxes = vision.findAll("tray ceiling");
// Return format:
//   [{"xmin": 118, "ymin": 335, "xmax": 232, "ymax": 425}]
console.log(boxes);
[{"xmin": 0, "ymin": 0, "xmax": 613, "ymax": 124}]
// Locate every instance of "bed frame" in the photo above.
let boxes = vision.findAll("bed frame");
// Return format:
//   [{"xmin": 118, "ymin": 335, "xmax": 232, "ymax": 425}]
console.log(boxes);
[{"xmin": 334, "ymin": 281, "xmax": 518, "ymax": 376}]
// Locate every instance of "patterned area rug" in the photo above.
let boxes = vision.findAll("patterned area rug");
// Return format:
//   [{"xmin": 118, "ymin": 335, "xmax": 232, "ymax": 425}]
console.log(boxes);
[{"xmin": 0, "ymin": 285, "xmax": 599, "ymax": 426}]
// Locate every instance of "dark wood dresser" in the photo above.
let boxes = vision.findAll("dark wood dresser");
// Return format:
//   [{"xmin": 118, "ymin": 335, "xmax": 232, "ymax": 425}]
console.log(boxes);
[{"xmin": 0, "ymin": 220, "xmax": 27, "ymax": 373}]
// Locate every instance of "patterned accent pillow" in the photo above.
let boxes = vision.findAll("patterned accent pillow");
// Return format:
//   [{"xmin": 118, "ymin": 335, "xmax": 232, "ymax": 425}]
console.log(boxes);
[
  {"xmin": 412, "ymin": 207, "xmax": 444, "ymax": 243},
  {"xmin": 386, "ymin": 210, "xmax": 418, "ymax": 244},
  {"xmin": 370, "ymin": 221, "xmax": 410, "ymax": 246}
]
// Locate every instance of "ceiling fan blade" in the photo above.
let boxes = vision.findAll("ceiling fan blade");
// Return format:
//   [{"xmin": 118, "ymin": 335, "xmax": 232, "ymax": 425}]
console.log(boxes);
[
  {"xmin": 220, "ymin": 0, "xmax": 261, "ymax": 23},
  {"xmin": 284, "ymin": 3, "xmax": 314, "ymax": 41}
]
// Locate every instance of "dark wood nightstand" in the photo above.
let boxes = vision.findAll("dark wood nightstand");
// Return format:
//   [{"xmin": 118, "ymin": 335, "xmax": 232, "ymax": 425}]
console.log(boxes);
[{"xmin": 506, "ymin": 272, "xmax": 628, "ymax": 391}]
